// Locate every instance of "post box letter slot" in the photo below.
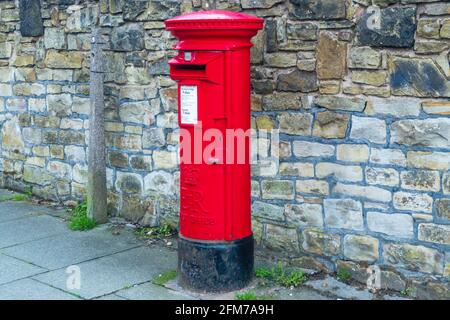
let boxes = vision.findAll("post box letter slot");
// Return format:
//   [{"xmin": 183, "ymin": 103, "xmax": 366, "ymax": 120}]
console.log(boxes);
[
  {"xmin": 170, "ymin": 64, "xmax": 207, "ymax": 78},
  {"xmin": 174, "ymin": 65, "xmax": 206, "ymax": 71}
]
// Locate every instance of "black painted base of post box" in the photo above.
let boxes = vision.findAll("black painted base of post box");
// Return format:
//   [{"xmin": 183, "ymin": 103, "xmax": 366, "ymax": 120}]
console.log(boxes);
[{"xmin": 178, "ymin": 235, "xmax": 254, "ymax": 293}]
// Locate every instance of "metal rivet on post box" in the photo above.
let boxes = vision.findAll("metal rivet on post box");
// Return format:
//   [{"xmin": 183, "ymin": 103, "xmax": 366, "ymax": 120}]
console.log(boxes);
[{"xmin": 165, "ymin": 10, "xmax": 263, "ymax": 293}]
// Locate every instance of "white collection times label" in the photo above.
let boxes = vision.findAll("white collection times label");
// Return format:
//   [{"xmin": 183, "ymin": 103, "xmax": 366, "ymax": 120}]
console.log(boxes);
[{"xmin": 180, "ymin": 85, "xmax": 198, "ymax": 125}]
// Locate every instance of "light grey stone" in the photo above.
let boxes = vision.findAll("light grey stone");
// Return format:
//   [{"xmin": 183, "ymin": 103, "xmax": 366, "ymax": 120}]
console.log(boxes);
[
  {"xmin": 383, "ymin": 243, "xmax": 444, "ymax": 275},
  {"xmin": 393, "ymin": 192, "xmax": 433, "ymax": 213},
  {"xmin": 351, "ymin": 116, "xmax": 387, "ymax": 144},
  {"xmin": 370, "ymin": 148, "xmax": 406, "ymax": 167},
  {"xmin": 324, "ymin": 199, "xmax": 364, "ymax": 230},
  {"xmin": 284, "ymin": 203, "xmax": 323, "ymax": 227},
  {"xmin": 343, "ymin": 235, "xmax": 379, "ymax": 262},
  {"xmin": 252, "ymin": 201, "xmax": 284, "ymax": 222},
  {"xmin": 391, "ymin": 118, "xmax": 450, "ymax": 148},
  {"xmin": 365, "ymin": 97, "xmax": 421, "ymax": 117},
  {"xmin": 365, "ymin": 167, "xmax": 399, "ymax": 186},
  {"xmin": 44, "ymin": 28, "xmax": 65, "ymax": 49},
  {"xmin": 367, "ymin": 212, "xmax": 414, "ymax": 238},
  {"xmin": 306, "ymin": 276, "xmax": 373, "ymax": 300},
  {"xmin": 292, "ymin": 141, "xmax": 335, "ymax": 158},
  {"xmin": 301, "ymin": 228, "xmax": 341, "ymax": 256},
  {"xmin": 316, "ymin": 163, "xmax": 363, "ymax": 182},
  {"xmin": 333, "ymin": 183, "xmax": 392, "ymax": 203},
  {"xmin": 400, "ymin": 170, "xmax": 440, "ymax": 192},
  {"xmin": 144, "ymin": 171, "xmax": 174, "ymax": 195},
  {"xmin": 314, "ymin": 96, "xmax": 366, "ymax": 112},
  {"xmin": 418, "ymin": 223, "xmax": 450, "ymax": 245}
]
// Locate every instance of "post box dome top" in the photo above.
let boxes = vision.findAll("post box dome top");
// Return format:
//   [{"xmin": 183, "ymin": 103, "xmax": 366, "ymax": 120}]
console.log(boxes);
[{"xmin": 165, "ymin": 10, "xmax": 263, "ymax": 31}]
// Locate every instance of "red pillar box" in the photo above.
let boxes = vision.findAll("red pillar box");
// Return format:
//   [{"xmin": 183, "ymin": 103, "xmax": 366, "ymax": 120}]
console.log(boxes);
[{"xmin": 165, "ymin": 10, "xmax": 263, "ymax": 292}]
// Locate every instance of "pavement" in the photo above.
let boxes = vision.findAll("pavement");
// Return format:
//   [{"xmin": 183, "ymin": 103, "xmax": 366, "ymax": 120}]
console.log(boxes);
[{"xmin": 0, "ymin": 189, "xmax": 405, "ymax": 300}]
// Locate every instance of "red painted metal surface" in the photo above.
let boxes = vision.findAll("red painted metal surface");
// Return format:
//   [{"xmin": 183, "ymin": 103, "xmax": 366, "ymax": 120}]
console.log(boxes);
[{"xmin": 166, "ymin": 11, "xmax": 263, "ymax": 241}]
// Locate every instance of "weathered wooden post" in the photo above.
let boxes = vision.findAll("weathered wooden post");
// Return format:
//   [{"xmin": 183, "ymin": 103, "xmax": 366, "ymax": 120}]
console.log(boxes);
[{"xmin": 87, "ymin": 27, "xmax": 108, "ymax": 224}]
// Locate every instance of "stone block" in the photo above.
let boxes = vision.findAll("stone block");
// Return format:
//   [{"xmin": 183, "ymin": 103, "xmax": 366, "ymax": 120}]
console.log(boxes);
[
  {"xmin": 344, "ymin": 235, "xmax": 379, "ymax": 262},
  {"xmin": 365, "ymin": 167, "xmax": 399, "ymax": 187},
  {"xmin": 337, "ymin": 144, "xmax": 369, "ymax": 163},
  {"xmin": 278, "ymin": 112, "xmax": 313, "ymax": 135},
  {"xmin": 296, "ymin": 179, "xmax": 329, "ymax": 196},
  {"xmin": 400, "ymin": 170, "xmax": 440, "ymax": 192},
  {"xmin": 111, "ymin": 24, "xmax": 144, "ymax": 52},
  {"xmin": 292, "ymin": 141, "xmax": 335, "ymax": 158},
  {"xmin": 252, "ymin": 201, "xmax": 284, "ymax": 222},
  {"xmin": 406, "ymin": 151, "xmax": 450, "ymax": 171},
  {"xmin": 313, "ymin": 96, "xmax": 366, "ymax": 112},
  {"xmin": 356, "ymin": 6, "xmax": 416, "ymax": 48},
  {"xmin": 316, "ymin": 32, "xmax": 347, "ymax": 80},
  {"xmin": 265, "ymin": 224, "xmax": 299, "ymax": 253},
  {"xmin": 391, "ymin": 118, "xmax": 450, "ymax": 148},
  {"xmin": 261, "ymin": 180, "xmax": 295, "ymax": 200},
  {"xmin": 324, "ymin": 199, "xmax": 364, "ymax": 230},
  {"xmin": 350, "ymin": 116, "xmax": 387, "ymax": 144},
  {"xmin": 45, "ymin": 50, "xmax": 83, "ymax": 69},
  {"xmin": 390, "ymin": 57, "xmax": 450, "ymax": 97},
  {"xmin": 19, "ymin": 0, "xmax": 44, "ymax": 37},
  {"xmin": 436, "ymin": 199, "xmax": 450, "ymax": 221},
  {"xmin": 393, "ymin": 192, "xmax": 433, "ymax": 213},
  {"xmin": 301, "ymin": 228, "xmax": 341, "ymax": 256},
  {"xmin": 383, "ymin": 243, "xmax": 444, "ymax": 274},
  {"xmin": 313, "ymin": 111, "xmax": 350, "ymax": 139},
  {"xmin": 333, "ymin": 183, "xmax": 392, "ymax": 202},
  {"xmin": 349, "ymin": 46, "xmax": 382, "ymax": 69},
  {"xmin": 289, "ymin": 0, "xmax": 346, "ymax": 20},
  {"xmin": 418, "ymin": 223, "xmax": 450, "ymax": 245},
  {"xmin": 367, "ymin": 212, "xmax": 414, "ymax": 238},
  {"xmin": 285, "ymin": 203, "xmax": 323, "ymax": 228}
]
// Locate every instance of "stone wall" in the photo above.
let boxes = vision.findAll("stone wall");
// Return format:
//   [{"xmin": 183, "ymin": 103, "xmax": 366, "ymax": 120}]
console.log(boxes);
[{"xmin": 0, "ymin": 0, "xmax": 449, "ymax": 297}]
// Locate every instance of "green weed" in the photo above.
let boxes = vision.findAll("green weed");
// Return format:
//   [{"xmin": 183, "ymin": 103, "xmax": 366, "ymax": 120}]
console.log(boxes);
[
  {"xmin": 400, "ymin": 287, "xmax": 413, "ymax": 297},
  {"xmin": 135, "ymin": 224, "xmax": 176, "ymax": 239},
  {"xmin": 336, "ymin": 267, "xmax": 352, "ymax": 282},
  {"xmin": 235, "ymin": 291, "xmax": 274, "ymax": 300},
  {"xmin": 153, "ymin": 269, "xmax": 177, "ymax": 286},
  {"xmin": 255, "ymin": 262, "xmax": 307, "ymax": 288},
  {"xmin": 68, "ymin": 201, "xmax": 96, "ymax": 231},
  {"xmin": 11, "ymin": 194, "xmax": 29, "ymax": 202},
  {"xmin": 235, "ymin": 291, "xmax": 258, "ymax": 300}
]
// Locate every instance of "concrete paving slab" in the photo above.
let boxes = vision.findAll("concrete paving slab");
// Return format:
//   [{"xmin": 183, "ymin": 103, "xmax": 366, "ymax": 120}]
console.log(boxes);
[
  {"xmin": 0, "ymin": 279, "xmax": 79, "ymax": 300},
  {"xmin": 1, "ymin": 226, "xmax": 142, "ymax": 270},
  {"xmin": 0, "ymin": 189, "xmax": 20, "ymax": 200},
  {"xmin": 115, "ymin": 282, "xmax": 196, "ymax": 300},
  {"xmin": 383, "ymin": 295, "xmax": 411, "ymax": 300},
  {"xmin": 164, "ymin": 278, "xmax": 237, "ymax": 300},
  {"xmin": 305, "ymin": 276, "xmax": 374, "ymax": 300},
  {"xmin": 0, "ymin": 201, "xmax": 61, "ymax": 223},
  {"xmin": 0, "ymin": 215, "xmax": 69, "ymax": 249},
  {"xmin": 94, "ymin": 294, "xmax": 128, "ymax": 300},
  {"xmin": 34, "ymin": 246, "xmax": 177, "ymax": 299},
  {"xmin": 0, "ymin": 253, "xmax": 47, "ymax": 285},
  {"xmin": 272, "ymin": 287, "xmax": 334, "ymax": 300}
]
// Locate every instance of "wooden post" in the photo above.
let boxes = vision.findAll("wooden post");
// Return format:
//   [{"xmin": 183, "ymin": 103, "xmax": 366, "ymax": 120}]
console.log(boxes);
[{"xmin": 87, "ymin": 27, "xmax": 108, "ymax": 224}]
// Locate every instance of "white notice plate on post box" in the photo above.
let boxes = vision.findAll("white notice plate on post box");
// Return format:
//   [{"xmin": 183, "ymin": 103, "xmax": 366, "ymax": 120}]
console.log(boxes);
[{"xmin": 180, "ymin": 85, "xmax": 198, "ymax": 125}]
